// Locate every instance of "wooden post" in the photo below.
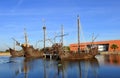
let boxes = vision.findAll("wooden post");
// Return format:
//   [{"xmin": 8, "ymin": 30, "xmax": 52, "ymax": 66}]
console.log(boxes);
[{"xmin": 50, "ymin": 54, "xmax": 52, "ymax": 60}]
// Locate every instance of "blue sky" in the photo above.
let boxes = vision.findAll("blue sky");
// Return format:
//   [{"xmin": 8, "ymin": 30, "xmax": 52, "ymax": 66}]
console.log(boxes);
[{"xmin": 0, "ymin": 0, "xmax": 120, "ymax": 51}]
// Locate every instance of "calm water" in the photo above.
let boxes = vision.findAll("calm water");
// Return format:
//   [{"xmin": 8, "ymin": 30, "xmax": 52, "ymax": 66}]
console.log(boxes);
[{"xmin": 0, "ymin": 55, "xmax": 120, "ymax": 78}]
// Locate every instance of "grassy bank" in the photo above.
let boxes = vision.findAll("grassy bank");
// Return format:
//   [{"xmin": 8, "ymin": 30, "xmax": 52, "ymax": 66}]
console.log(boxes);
[
  {"xmin": 0, "ymin": 52, "xmax": 10, "ymax": 56},
  {"xmin": 100, "ymin": 51, "xmax": 120, "ymax": 55}
]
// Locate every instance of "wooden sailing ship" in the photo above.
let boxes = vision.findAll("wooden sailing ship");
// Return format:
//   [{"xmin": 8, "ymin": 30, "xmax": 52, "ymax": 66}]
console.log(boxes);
[
  {"xmin": 9, "ymin": 29, "xmax": 43, "ymax": 58},
  {"xmin": 9, "ymin": 38, "xmax": 24, "ymax": 57},
  {"xmin": 59, "ymin": 46, "xmax": 98, "ymax": 60},
  {"xmin": 9, "ymin": 15, "xmax": 98, "ymax": 59},
  {"xmin": 21, "ymin": 29, "xmax": 43, "ymax": 58},
  {"xmin": 21, "ymin": 44, "xmax": 43, "ymax": 58},
  {"xmin": 59, "ymin": 15, "xmax": 98, "ymax": 60}
]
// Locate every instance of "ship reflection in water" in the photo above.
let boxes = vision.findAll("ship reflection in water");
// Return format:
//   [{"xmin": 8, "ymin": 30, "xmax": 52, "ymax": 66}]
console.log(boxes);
[{"xmin": 0, "ymin": 55, "xmax": 120, "ymax": 78}]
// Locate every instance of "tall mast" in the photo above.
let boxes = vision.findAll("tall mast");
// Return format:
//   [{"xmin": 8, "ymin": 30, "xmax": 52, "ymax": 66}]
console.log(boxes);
[
  {"xmin": 61, "ymin": 25, "xmax": 64, "ymax": 46},
  {"xmin": 77, "ymin": 15, "xmax": 80, "ymax": 53},
  {"xmin": 24, "ymin": 28, "xmax": 28, "ymax": 45},
  {"xmin": 42, "ymin": 19, "xmax": 46, "ymax": 53}
]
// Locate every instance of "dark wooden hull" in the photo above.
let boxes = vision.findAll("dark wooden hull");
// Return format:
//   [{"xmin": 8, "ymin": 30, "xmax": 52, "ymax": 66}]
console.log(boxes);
[
  {"xmin": 21, "ymin": 46, "xmax": 43, "ymax": 58},
  {"xmin": 60, "ymin": 53, "xmax": 96, "ymax": 60},
  {"xmin": 60, "ymin": 47, "xmax": 98, "ymax": 60},
  {"xmin": 9, "ymin": 48, "xmax": 24, "ymax": 57}
]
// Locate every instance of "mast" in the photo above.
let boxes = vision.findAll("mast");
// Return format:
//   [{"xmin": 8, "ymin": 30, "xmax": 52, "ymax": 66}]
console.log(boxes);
[
  {"xmin": 42, "ymin": 19, "xmax": 46, "ymax": 53},
  {"xmin": 77, "ymin": 15, "xmax": 80, "ymax": 53},
  {"xmin": 61, "ymin": 25, "xmax": 64, "ymax": 46},
  {"xmin": 43, "ymin": 26, "xmax": 46, "ymax": 51},
  {"xmin": 24, "ymin": 28, "xmax": 28, "ymax": 45}
]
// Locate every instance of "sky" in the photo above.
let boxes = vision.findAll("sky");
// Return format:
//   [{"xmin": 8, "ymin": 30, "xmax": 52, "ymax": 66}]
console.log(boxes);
[{"xmin": 0, "ymin": 0, "xmax": 120, "ymax": 51}]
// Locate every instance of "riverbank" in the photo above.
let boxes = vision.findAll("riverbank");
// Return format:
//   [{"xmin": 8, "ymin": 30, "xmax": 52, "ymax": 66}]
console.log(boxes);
[
  {"xmin": 99, "ymin": 51, "xmax": 120, "ymax": 55},
  {"xmin": 0, "ymin": 52, "xmax": 10, "ymax": 56},
  {"xmin": 1, "ymin": 51, "xmax": 120, "ymax": 56}
]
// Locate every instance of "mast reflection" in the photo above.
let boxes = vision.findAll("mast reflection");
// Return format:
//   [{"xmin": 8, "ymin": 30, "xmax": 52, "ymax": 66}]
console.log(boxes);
[
  {"xmin": 9, "ymin": 57, "xmax": 99, "ymax": 78},
  {"xmin": 59, "ymin": 58, "xmax": 99, "ymax": 78}
]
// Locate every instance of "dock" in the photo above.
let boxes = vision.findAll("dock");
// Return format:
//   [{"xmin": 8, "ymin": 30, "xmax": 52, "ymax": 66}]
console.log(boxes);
[{"xmin": 43, "ymin": 53, "xmax": 59, "ymax": 59}]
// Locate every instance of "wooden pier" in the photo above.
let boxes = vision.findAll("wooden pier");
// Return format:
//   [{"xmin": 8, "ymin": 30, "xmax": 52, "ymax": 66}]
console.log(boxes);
[{"xmin": 43, "ymin": 53, "xmax": 59, "ymax": 59}]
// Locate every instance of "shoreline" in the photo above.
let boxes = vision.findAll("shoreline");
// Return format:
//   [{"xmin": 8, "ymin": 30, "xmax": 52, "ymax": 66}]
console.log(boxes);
[
  {"xmin": 99, "ymin": 51, "xmax": 120, "ymax": 55},
  {"xmin": 0, "ymin": 52, "xmax": 10, "ymax": 56},
  {"xmin": 1, "ymin": 52, "xmax": 120, "ymax": 56}
]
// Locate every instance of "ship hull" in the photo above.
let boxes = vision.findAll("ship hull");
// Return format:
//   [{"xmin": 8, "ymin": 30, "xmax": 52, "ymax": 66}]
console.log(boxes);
[
  {"xmin": 60, "ymin": 47, "xmax": 98, "ymax": 60},
  {"xmin": 21, "ymin": 46, "xmax": 43, "ymax": 58},
  {"xmin": 9, "ymin": 48, "xmax": 24, "ymax": 57}
]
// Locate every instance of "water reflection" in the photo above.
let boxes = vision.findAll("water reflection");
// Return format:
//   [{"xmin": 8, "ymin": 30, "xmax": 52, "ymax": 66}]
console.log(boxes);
[
  {"xmin": 9, "ymin": 57, "xmax": 44, "ymax": 78},
  {"xmin": 109, "ymin": 55, "xmax": 120, "ymax": 65},
  {"xmin": 1, "ymin": 55, "xmax": 120, "ymax": 78},
  {"xmin": 97, "ymin": 55, "xmax": 120, "ymax": 65},
  {"xmin": 7, "ymin": 57, "xmax": 99, "ymax": 78},
  {"xmin": 60, "ymin": 58, "xmax": 99, "ymax": 78}
]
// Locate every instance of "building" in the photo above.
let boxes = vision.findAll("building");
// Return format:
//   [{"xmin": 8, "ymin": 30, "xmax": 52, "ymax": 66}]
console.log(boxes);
[{"xmin": 70, "ymin": 40, "xmax": 120, "ymax": 52}]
